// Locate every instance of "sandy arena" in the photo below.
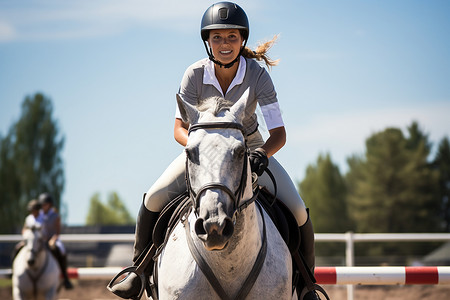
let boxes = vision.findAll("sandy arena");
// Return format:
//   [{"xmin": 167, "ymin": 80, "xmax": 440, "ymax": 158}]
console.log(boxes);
[{"xmin": 2, "ymin": 280, "xmax": 450, "ymax": 300}]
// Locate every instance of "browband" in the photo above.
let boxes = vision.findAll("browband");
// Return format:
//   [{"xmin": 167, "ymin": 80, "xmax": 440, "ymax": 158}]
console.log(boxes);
[{"xmin": 188, "ymin": 122, "xmax": 245, "ymax": 136}]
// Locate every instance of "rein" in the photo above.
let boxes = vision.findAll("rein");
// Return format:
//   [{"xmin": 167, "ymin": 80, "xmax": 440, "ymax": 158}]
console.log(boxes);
[
  {"xmin": 184, "ymin": 121, "xmax": 267, "ymax": 299},
  {"xmin": 25, "ymin": 243, "xmax": 50, "ymax": 299},
  {"xmin": 184, "ymin": 201, "xmax": 267, "ymax": 300}
]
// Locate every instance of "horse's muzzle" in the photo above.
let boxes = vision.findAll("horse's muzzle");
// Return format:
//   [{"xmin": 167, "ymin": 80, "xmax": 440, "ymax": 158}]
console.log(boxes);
[{"xmin": 194, "ymin": 216, "xmax": 234, "ymax": 250}]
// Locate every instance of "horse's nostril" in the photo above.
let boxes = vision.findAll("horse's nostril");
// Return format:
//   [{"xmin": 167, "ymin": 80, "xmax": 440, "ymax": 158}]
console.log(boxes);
[
  {"xmin": 28, "ymin": 259, "xmax": 35, "ymax": 266},
  {"xmin": 194, "ymin": 218, "xmax": 207, "ymax": 236},
  {"xmin": 222, "ymin": 218, "xmax": 234, "ymax": 238}
]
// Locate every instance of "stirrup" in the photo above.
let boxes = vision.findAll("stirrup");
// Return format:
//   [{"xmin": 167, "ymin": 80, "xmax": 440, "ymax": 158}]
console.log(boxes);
[
  {"xmin": 299, "ymin": 284, "xmax": 330, "ymax": 300},
  {"xmin": 107, "ymin": 266, "xmax": 146, "ymax": 300}
]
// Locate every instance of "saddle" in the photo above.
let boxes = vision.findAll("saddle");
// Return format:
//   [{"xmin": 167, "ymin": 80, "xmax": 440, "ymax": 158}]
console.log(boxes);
[{"xmin": 257, "ymin": 186, "xmax": 300, "ymax": 254}]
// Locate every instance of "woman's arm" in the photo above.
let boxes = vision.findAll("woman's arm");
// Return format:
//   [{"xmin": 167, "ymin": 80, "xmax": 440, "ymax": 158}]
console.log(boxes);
[
  {"xmin": 174, "ymin": 118, "xmax": 189, "ymax": 147},
  {"xmin": 175, "ymin": 117, "xmax": 286, "ymax": 157},
  {"xmin": 261, "ymin": 126, "xmax": 286, "ymax": 158}
]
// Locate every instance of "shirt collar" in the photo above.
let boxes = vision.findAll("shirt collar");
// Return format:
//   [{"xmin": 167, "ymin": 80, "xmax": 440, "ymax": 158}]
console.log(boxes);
[{"xmin": 203, "ymin": 56, "xmax": 247, "ymax": 96}]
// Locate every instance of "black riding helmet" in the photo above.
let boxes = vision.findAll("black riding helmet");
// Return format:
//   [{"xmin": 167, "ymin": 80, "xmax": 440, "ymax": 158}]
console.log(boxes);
[
  {"xmin": 201, "ymin": 2, "xmax": 249, "ymax": 68},
  {"xmin": 38, "ymin": 192, "xmax": 54, "ymax": 206},
  {"xmin": 27, "ymin": 199, "xmax": 41, "ymax": 212}
]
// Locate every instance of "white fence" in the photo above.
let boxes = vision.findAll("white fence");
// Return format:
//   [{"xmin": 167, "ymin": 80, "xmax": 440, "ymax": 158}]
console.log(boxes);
[{"xmin": 3, "ymin": 232, "xmax": 449, "ymax": 266}]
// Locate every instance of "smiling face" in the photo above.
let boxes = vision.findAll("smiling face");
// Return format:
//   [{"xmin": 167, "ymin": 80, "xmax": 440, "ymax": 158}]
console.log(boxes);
[{"xmin": 208, "ymin": 29, "xmax": 244, "ymax": 65}]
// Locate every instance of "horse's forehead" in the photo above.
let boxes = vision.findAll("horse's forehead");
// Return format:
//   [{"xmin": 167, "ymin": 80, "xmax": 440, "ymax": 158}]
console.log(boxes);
[
  {"xmin": 198, "ymin": 110, "xmax": 234, "ymax": 122},
  {"xmin": 191, "ymin": 128, "xmax": 243, "ymax": 149}
]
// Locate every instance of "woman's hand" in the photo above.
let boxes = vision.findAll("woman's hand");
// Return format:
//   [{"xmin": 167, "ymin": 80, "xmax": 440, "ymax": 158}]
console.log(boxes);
[{"xmin": 249, "ymin": 148, "xmax": 269, "ymax": 176}]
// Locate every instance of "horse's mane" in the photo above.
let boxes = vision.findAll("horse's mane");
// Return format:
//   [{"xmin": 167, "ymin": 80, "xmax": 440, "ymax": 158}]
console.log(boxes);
[{"xmin": 197, "ymin": 96, "xmax": 233, "ymax": 117}]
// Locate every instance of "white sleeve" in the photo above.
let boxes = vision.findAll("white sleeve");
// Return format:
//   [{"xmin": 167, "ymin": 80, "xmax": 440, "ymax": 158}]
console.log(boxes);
[
  {"xmin": 175, "ymin": 102, "xmax": 182, "ymax": 119},
  {"xmin": 260, "ymin": 102, "xmax": 284, "ymax": 130}
]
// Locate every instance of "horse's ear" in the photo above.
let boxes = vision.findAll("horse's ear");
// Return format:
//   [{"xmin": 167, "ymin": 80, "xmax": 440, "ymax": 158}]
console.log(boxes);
[
  {"xmin": 177, "ymin": 94, "xmax": 199, "ymax": 124},
  {"xmin": 229, "ymin": 88, "xmax": 249, "ymax": 123}
]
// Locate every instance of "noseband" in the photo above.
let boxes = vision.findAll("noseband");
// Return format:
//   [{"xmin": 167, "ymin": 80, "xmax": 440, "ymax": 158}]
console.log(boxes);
[{"xmin": 185, "ymin": 122, "xmax": 258, "ymax": 216}]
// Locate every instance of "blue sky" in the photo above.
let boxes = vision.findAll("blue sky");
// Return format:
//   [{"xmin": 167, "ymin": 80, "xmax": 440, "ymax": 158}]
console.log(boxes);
[{"xmin": 1, "ymin": 0, "xmax": 449, "ymax": 225}]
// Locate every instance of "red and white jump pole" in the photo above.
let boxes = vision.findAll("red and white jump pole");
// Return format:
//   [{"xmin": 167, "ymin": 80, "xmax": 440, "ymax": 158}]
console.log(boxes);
[
  {"xmin": 65, "ymin": 266, "xmax": 450, "ymax": 284},
  {"xmin": 3, "ymin": 266, "xmax": 450, "ymax": 285},
  {"xmin": 315, "ymin": 266, "xmax": 450, "ymax": 285}
]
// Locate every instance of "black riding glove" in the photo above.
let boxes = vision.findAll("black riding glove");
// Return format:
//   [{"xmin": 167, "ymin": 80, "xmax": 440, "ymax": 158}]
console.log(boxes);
[{"xmin": 249, "ymin": 148, "xmax": 269, "ymax": 176}]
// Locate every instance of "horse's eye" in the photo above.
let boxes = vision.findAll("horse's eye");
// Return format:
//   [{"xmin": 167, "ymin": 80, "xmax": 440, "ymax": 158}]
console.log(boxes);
[
  {"xmin": 186, "ymin": 147, "xmax": 200, "ymax": 165},
  {"xmin": 232, "ymin": 144, "xmax": 245, "ymax": 159}
]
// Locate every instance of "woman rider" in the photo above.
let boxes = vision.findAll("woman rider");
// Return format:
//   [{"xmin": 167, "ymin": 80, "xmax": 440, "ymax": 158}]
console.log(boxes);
[{"xmin": 111, "ymin": 2, "xmax": 317, "ymax": 299}]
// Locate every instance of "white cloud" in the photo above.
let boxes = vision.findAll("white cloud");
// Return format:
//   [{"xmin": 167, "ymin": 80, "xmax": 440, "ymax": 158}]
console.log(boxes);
[{"xmin": 0, "ymin": 21, "xmax": 16, "ymax": 42}]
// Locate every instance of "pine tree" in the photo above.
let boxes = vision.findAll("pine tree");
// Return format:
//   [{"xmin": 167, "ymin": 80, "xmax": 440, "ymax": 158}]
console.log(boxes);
[
  {"xmin": 433, "ymin": 137, "xmax": 450, "ymax": 231},
  {"xmin": 0, "ymin": 93, "xmax": 65, "ymax": 233},
  {"xmin": 299, "ymin": 153, "xmax": 350, "ymax": 232}
]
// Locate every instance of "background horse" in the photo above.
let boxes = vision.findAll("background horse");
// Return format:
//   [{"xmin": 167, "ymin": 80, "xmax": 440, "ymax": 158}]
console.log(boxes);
[
  {"xmin": 155, "ymin": 90, "xmax": 293, "ymax": 299},
  {"xmin": 12, "ymin": 226, "xmax": 60, "ymax": 300}
]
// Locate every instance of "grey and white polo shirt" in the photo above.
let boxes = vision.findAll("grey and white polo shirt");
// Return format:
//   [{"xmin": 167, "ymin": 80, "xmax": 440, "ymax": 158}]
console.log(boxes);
[{"xmin": 176, "ymin": 56, "xmax": 284, "ymax": 136}]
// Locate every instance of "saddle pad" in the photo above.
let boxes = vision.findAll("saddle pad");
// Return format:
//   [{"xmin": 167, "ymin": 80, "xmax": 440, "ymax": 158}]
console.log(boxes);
[
  {"xmin": 257, "ymin": 186, "xmax": 300, "ymax": 254},
  {"xmin": 153, "ymin": 192, "xmax": 190, "ymax": 250}
]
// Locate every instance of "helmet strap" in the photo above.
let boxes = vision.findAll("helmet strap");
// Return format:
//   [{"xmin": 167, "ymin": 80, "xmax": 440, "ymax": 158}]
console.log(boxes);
[{"xmin": 203, "ymin": 40, "xmax": 248, "ymax": 69}]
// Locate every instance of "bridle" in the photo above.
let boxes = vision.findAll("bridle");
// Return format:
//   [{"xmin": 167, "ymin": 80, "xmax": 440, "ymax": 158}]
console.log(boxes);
[
  {"xmin": 25, "ymin": 227, "xmax": 50, "ymax": 298},
  {"xmin": 184, "ymin": 121, "xmax": 267, "ymax": 300},
  {"xmin": 185, "ymin": 121, "xmax": 258, "ymax": 217}
]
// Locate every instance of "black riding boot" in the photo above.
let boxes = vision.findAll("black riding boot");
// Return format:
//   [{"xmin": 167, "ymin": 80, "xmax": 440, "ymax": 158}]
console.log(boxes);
[
  {"xmin": 110, "ymin": 199, "xmax": 159, "ymax": 299},
  {"xmin": 298, "ymin": 209, "xmax": 319, "ymax": 300},
  {"xmin": 51, "ymin": 247, "xmax": 73, "ymax": 290}
]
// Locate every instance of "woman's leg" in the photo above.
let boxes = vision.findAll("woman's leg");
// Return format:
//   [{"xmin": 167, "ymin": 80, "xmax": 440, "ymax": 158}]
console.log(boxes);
[
  {"xmin": 136, "ymin": 152, "xmax": 187, "ymax": 263},
  {"xmin": 258, "ymin": 156, "xmax": 308, "ymax": 226},
  {"xmin": 144, "ymin": 152, "xmax": 187, "ymax": 212},
  {"xmin": 111, "ymin": 152, "xmax": 186, "ymax": 298},
  {"xmin": 258, "ymin": 157, "xmax": 317, "ymax": 299}
]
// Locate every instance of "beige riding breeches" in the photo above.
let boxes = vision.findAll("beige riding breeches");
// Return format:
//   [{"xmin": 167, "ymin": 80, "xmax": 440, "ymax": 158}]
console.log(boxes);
[{"xmin": 144, "ymin": 131, "xmax": 308, "ymax": 226}]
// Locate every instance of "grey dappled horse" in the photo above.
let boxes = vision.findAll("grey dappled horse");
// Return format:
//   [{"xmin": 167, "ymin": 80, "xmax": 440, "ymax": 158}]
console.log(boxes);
[
  {"xmin": 12, "ymin": 226, "xmax": 60, "ymax": 300},
  {"xmin": 155, "ymin": 89, "xmax": 293, "ymax": 299}
]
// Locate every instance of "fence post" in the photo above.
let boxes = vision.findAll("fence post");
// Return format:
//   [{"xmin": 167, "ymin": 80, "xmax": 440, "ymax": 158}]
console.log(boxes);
[{"xmin": 345, "ymin": 231, "xmax": 354, "ymax": 300}]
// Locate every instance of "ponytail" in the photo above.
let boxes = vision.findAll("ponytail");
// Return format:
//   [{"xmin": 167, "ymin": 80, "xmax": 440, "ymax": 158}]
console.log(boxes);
[{"xmin": 241, "ymin": 35, "xmax": 280, "ymax": 69}]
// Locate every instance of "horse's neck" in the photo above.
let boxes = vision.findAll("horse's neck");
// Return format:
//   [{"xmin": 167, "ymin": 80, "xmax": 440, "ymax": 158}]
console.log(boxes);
[{"xmin": 193, "ymin": 203, "xmax": 262, "ymax": 281}]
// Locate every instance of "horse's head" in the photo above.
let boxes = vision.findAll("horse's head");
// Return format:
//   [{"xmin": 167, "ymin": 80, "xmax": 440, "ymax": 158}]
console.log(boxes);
[
  {"xmin": 23, "ymin": 225, "xmax": 45, "ymax": 267},
  {"xmin": 177, "ymin": 89, "xmax": 254, "ymax": 251}
]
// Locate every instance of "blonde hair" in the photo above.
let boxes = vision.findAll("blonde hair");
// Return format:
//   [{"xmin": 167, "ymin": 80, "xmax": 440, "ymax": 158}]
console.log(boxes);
[{"xmin": 241, "ymin": 35, "xmax": 280, "ymax": 69}]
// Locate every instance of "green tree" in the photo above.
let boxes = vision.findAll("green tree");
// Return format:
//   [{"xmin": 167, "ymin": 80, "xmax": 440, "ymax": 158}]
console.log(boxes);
[
  {"xmin": 347, "ymin": 124, "xmax": 439, "ymax": 233},
  {"xmin": 346, "ymin": 122, "xmax": 440, "ymax": 257},
  {"xmin": 0, "ymin": 93, "xmax": 65, "ymax": 233},
  {"xmin": 86, "ymin": 192, "xmax": 134, "ymax": 225},
  {"xmin": 433, "ymin": 136, "xmax": 450, "ymax": 231},
  {"xmin": 299, "ymin": 153, "xmax": 350, "ymax": 233}
]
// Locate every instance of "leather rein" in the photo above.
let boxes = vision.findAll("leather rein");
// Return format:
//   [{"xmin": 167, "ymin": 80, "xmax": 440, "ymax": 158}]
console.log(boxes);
[{"xmin": 184, "ymin": 121, "xmax": 266, "ymax": 300}]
